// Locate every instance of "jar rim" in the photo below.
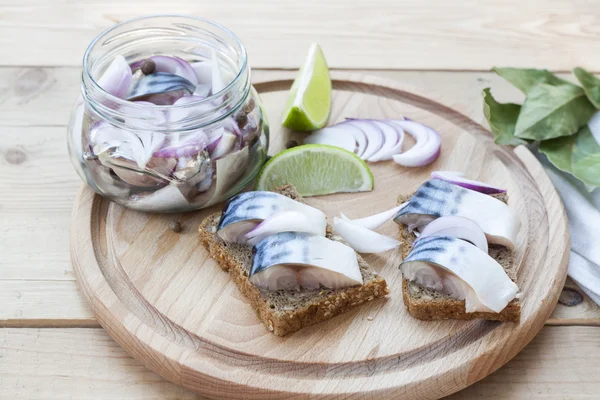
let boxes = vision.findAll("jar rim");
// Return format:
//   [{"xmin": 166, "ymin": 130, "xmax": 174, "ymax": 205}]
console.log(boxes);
[{"xmin": 82, "ymin": 14, "xmax": 248, "ymax": 111}]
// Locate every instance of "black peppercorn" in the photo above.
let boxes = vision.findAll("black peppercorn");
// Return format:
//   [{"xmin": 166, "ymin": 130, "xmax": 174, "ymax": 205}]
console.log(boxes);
[
  {"xmin": 169, "ymin": 220, "xmax": 182, "ymax": 233},
  {"xmin": 140, "ymin": 59, "xmax": 156, "ymax": 75},
  {"xmin": 235, "ymin": 113, "xmax": 248, "ymax": 128}
]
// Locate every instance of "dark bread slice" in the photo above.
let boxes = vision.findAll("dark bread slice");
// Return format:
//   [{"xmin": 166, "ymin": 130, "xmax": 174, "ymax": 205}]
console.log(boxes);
[
  {"xmin": 198, "ymin": 184, "xmax": 389, "ymax": 336},
  {"xmin": 397, "ymin": 192, "xmax": 520, "ymax": 322}
]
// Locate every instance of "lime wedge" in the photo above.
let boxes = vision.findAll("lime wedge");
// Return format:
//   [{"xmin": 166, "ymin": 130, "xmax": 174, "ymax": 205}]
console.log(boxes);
[
  {"xmin": 255, "ymin": 144, "xmax": 373, "ymax": 196},
  {"xmin": 281, "ymin": 43, "xmax": 332, "ymax": 131}
]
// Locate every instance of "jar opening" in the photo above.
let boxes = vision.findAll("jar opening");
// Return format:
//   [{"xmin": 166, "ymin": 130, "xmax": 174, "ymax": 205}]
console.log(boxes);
[{"xmin": 81, "ymin": 15, "xmax": 250, "ymax": 132}]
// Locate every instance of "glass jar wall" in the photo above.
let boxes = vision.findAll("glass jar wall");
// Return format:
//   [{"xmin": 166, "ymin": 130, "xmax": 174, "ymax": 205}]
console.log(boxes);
[{"xmin": 67, "ymin": 15, "xmax": 269, "ymax": 212}]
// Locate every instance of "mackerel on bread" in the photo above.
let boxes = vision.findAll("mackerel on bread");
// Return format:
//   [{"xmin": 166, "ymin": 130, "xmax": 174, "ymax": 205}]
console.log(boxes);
[
  {"xmin": 397, "ymin": 192, "xmax": 520, "ymax": 322},
  {"xmin": 198, "ymin": 184, "xmax": 389, "ymax": 336}
]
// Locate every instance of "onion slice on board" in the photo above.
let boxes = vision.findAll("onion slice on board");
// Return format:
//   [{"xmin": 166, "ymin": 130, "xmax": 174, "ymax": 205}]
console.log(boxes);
[
  {"xmin": 368, "ymin": 120, "xmax": 401, "ymax": 162},
  {"xmin": 431, "ymin": 171, "xmax": 506, "ymax": 194},
  {"xmin": 333, "ymin": 217, "xmax": 402, "ymax": 253},
  {"xmin": 303, "ymin": 128, "xmax": 356, "ymax": 153},
  {"xmin": 346, "ymin": 119, "xmax": 384, "ymax": 160},
  {"xmin": 308, "ymin": 123, "xmax": 367, "ymax": 157},
  {"xmin": 372, "ymin": 121, "xmax": 405, "ymax": 161},
  {"xmin": 340, "ymin": 203, "xmax": 407, "ymax": 230},
  {"xmin": 417, "ymin": 216, "xmax": 489, "ymax": 253},
  {"xmin": 389, "ymin": 120, "xmax": 441, "ymax": 167}
]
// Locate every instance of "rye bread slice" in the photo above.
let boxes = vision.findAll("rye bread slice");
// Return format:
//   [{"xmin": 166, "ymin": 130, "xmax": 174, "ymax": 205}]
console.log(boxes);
[
  {"xmin": 397, "ymin": 192, "xmax": 520, "ymax": 322},
  {"xmin": 198, "ymin": 184, "xmax": 389, "ymax": 336}
]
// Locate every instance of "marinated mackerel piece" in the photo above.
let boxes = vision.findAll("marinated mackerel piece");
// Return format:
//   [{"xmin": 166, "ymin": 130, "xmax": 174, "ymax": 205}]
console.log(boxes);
[
  {"xmin": 394, "ymin": 178, "xmax": 519, "ymax": 249},
  {"xmin": 250, "ymin": 232, "xmax": 364, "ymax": 291},
  {"xmin": 401, "ymin": 236, "xmax": 518, "ymax": 313},
  {"xmin": 217, "ymin": 191, "xmax": 326, "ymax": 244},
  {"xmin": 396, "ymin": 186, "xmax": 520, "ymax": 322},
  {"xmin": 199, "ymin": 185, "xmax": 389, "ymax": 336}
]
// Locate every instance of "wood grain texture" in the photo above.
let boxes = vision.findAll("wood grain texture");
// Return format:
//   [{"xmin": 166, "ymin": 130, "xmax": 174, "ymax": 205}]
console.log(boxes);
[
  {"xmin": 2, "ymin": 326, "xmax": 599, "ymax": 400},
  {"xmin": 0, "ymin": 68, "xmax": 594, "ymax": 326},
  {"xmin": 3, "ymin": 0, "xmax": 600, "ymax": 70},
  {"xmin": 70, "ymin": 73, "xmax": 568, "ymax": 398}
]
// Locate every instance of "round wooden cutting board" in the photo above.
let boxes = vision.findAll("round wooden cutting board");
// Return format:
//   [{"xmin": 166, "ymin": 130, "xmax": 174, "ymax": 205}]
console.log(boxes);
[{"xmin": 71, "ymin": 72, "xmax": 569, "ymax": 399}]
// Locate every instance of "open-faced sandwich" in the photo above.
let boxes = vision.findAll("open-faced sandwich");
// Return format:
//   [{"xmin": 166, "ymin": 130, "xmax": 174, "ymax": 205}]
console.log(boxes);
[
  {"xmin": 198, "ymin": 184, "xmax": 389, "ymax": 336},
  {"xmin": 395, "ymin": 171, "xmax": 521, "ymax": 322}
]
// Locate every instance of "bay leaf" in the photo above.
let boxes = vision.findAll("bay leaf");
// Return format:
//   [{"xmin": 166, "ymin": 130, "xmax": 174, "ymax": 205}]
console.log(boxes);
[
  {"xmin": 539, "ymin": 126, "xmax": 600, "ymax": 191},
  {"xmin": 571, "ymin": 126, "xmax": 600, "ymax": 191},
  {"xmin": 539, "ymin": 134, "xmax": 576, "ymax": 174},
  {"xmin": 493, "ymin": 67, "xmax": 569, "ymax": 94},
  {"xmin": 482, "ymin": 88, "xmax": 528, "ymax": 146},
  {"xmin": 574, "ymin": 67, "xmax": 600, "ymax": 109},
  {"xmin": 514, "ymin": 83, "xmax": 596, "ymax": 140}
]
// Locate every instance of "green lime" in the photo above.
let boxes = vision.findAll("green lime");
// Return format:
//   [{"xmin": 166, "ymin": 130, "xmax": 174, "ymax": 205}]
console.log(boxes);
[
  {"xmin": 281, "ymin": 43, "xmax": 332, "ymax": 131},
  {"xmin": 255, "ymin": 144, "xmax": 374, "ymax": 196}
]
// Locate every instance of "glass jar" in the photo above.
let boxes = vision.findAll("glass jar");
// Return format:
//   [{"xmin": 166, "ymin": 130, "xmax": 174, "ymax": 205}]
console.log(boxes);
[{"xmin": 67, "ymin": 15, "xmax": 269, "ymax": 212}]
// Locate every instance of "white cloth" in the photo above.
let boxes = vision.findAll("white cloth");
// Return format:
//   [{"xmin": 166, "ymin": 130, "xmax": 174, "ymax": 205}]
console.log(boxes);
[{"xmin": 538, "ymin": 155, "xmax": 600, "ymax": 304}]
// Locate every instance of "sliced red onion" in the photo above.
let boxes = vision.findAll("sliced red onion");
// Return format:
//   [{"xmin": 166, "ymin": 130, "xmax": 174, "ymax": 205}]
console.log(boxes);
[
  {"xmin": 210, "ymin": 132, "xmax": 236, "ymax": 159},
  {"xmin": 245, "ymin": 211, "xmax": 326, "ymax": 246},
  {"xmin": 367, "ymin": 120, "xmax": 400, "ymax": 162},
  {"xmin": 154, "ymin": 129, "xmax": 208, "ymax": 158},
  {"xmin": 146, "ymin": 55, "xmax": 198, "ymax": 85},
  {"xmin": 194, "ymin": 84, "xmax": 211, "ymax": 97},
  {"xmin": 127, "ymin": 72, "xmax": 195, "ymax": 105},
  {"xmin": 207, "ymin": 127, "xmax": 225, "ymax": 151},
  {"xmin": 169, "ymin": 95, "xmax": 212, "ymax": 123},
  {"xmin": 345, "ymin": 119, "xmax": 384, "ymax": 160},
  {"xmin": 370, "ymin": 121, "xmax": 405, "ymax": 161},
  {"xmin": 312, "ymin": 123, "xmax": 366, "ymax": 157},
  {"xmin": 431, "ymin": 171, "xmax": 506, "ymax": 194},
  {"xmin": 97, "ymin": 55, "xmax": 132, "ymax": 99},
  {"xmin": 340, "ymin": 202, "xmax": 407, "ymax": 230},
  {"xmin": 417, "ymin": 216, "xmax": 489, "ymax": 253},
  {"xmin": 191, "ymin": 61, "xmax": 212, "ymax": 85},
  {"xmin": 303, "ymin": 129, "xmax": 356, "ymax": 153},
  {"xmin": 207, "ymin": 135, "xmax": 222, "ymax": 153},
  {"xmin": 117, "ymin": 101, "xmax": 170, "ymax": 128},
  {"xmin": 389, "ymin": 120, "xmax": 441, "ymax": 167},
  {"xmin": 333, "ymin": 217, "xmax": 402, "ymax": 253}
]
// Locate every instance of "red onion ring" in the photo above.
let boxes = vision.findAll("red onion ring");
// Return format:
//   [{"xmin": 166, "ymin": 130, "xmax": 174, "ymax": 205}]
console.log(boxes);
[
  {"xmin": 431, "ymin": 171, "xmax": 506, "ymax": 194},
  {"xmin": 416, "ymin": 216, "xmax": 489, "ymax": 253},
  {"xmin": 389, "ymin": 120, "xmax": 441, "ymax": 167},
  {"xmin": 97, "ymin": 55, "xmax": 132, "ymax": 99}
]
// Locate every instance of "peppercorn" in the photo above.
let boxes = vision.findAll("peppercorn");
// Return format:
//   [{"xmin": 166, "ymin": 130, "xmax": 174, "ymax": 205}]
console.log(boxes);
[
  {"xmin": 285, "ymin": 140, "xmax": 298, "ymax": 149},
  {"xmin": 141, "ymin": 59, "xmax": 156, "ymax": 75},
  {"xmin": 169, "ymin": 220, "xmax": 182, "ymax": 233},
  {"xmin": 235, "ymin": 113, "xmax": 248, "ymax": 128}
]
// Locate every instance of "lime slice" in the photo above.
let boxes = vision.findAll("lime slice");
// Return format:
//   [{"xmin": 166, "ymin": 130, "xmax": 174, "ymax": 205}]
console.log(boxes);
[
  {"xmin": 255, "ymin": 144, "xmax": 374, "ymax": 196},
  {"xmin": 281, "ymin": 43, "xmax": 332, "ymax": 131}
]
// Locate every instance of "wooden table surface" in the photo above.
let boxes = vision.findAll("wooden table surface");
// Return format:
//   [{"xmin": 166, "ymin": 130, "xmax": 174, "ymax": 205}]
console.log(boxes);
[{"xmin": 2, "ymin": 1, "xmax": 600, "ymax": 398}]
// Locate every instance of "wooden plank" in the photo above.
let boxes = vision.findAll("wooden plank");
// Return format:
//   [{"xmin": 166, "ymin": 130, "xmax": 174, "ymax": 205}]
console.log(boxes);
[
  {"xmin": 1, "ymin": 68, "xmax": 597, "ymax": 327},
  {"xmin": 0, "ymin": 281, "xmax": 96, "ymax": 327},
  {"xmin": 1, "ymin": 1, "xmax": 600, "ymax": 70},
  {"xmin": 0, "ymin": 326, "xmax": 598, "ymax": 399},
  {"xmin": 0, "ymin": 328, "xmax": 201, "ymax": 399}
]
